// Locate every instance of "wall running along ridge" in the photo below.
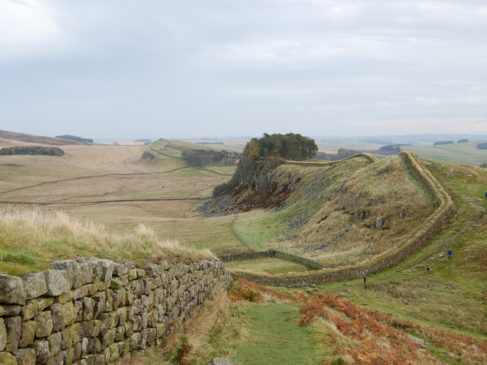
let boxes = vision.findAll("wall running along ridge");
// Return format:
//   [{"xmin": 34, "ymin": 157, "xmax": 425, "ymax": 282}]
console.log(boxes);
[
  {"xmin": 0, "ymin": 258, "xmax": 231, "ymax": 364},
  {"xmin": 229, "ymin": 152, "xmax": 455, "ymax": 286},
  {"xmin": 220, "ymin": 249, "xmax": 324, "ymax": 270}
]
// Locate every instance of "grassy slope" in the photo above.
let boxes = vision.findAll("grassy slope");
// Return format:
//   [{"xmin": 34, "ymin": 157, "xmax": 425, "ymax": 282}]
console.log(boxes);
[
  {"xmin": 402, "ymin": 140, "xmax": 487, "ymax": 166},
  {"xmin": 0, "ymin": 130, "xmax": 79, "ymax": 145},
  {"xmin": 323, "ymin": 160, "xmax": 487, "ymax": 336},
  {"xmin": 0, "ymin": 209, "xmax": 214, "ymax": 276},
  {"xmin": 232, "ymin": 154, "xmax": 437, "ymax": 269}
]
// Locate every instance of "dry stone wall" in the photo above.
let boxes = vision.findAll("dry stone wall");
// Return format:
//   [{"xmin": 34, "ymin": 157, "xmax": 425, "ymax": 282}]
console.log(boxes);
[
  {"xmin": 229, "ymin": 152, "xmax": 454, "ymax": 287},
  {"xmin": 220, "ymin": 250, "xmax": 324, "ymax": 270},
  {"xmin": 0, "ymin": 258, "xmax": 231, "ymax": 364}
]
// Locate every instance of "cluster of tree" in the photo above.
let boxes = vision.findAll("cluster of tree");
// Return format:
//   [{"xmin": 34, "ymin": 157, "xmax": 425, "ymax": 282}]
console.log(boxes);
[
  {"xmin": 56, "ymin": 135, "xmax": 93, "ymax": 143},
  {"xmin": 476, "ymin": 143, "xmax": 487, "ymax": 150},
  {"xmin": 182, "ymin": 149, "xmax": 240, "ymax": 167},
  {"xmin": 245, "ymin": 133, "xmax": 318, "ymax": 161},
  {"xmin": 433, "ymin": 141, "xmax": 454, "ymax": 146},
  {"xmin": 212, "ymin": 133, "xmax": 317, "ymax": 197},
  {"xmin": 315, "ymin": 148, "xmax": 360, "ymax": 160},
  {"xmin": 0, "ymin": 146, "xmax": 64, "ymax": 156},
  {"xmin": 480, "ymin": 163, "xmax": 487, "ymax": 168},
  {"xmin": 457, "ymin": 139, "xmax": 469, "ymax": 143}
]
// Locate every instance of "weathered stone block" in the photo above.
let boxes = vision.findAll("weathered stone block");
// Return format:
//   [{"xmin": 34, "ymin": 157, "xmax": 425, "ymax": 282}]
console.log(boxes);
[
  {"xmin": 115, "ymin": 326, "xmax": 125, "ymax": 342},
  {"xmin": 110, "ymin": 275, "xmax": 128, "ymax": 290},
  {"xmin": 54, "ymin": 290, "xmax": 73, "ymax": 305},
  {"xmin": 128, "ymin": 269, "xmax": 138, "ymax": 281},
  {"xmin": 117, "ymin": 307, "xmax": 127, "ymax": 326},
  {"xmin": 81, "ymin": 320, "xmax": 101, "ymax": 338},
  {"xmin": 92, "ymin": 291, "xmax": 106, "ymax": 318},
  {"xmin": 35, "ymin": 311, "xmax": 53, "ymax": 338},
  {"xmin": 84, "ymin": 353, "xmax": 105, "ymax": 365},
  {"xmin": 101, "ymin": 328, "xmax": 116, "ymax": 348},
  {"xmin": 21, "ymin": 272, "xmax": 48, "ymax": 300},
  {"xmin": 86, "ymin": 337, "xmax": 101, "ymax": 354},
  {"xmin": 129, "ymin": 332, "xmax": 141, "ymax": 350},
  {"xmin": 76, "ymin": 261, "xmax": 93, "ymax": 285},
  {"xmin": 0, "ymin": 352, "xmax": 17, "ymax": 365},
  {"xmin": 51, "ymin": 260, "xmax": 82, "ymax": 289},
  {"xmin": 73, "ymin": 341, "xmax": 82, "ymax": 360},
  {"xmin": 46, "ymin": 349, "xmax": 63, "ymax": 365},
  {"xmin": 0, "ymin": 274, "xmax": 26, "ymax": 305},
  {"xmin": 100, "ymin": 259, "xmax": 116, "ymax": 282},
  {"xmin": 44, "ymin": 270, "xmax": 70, "ymax": 296},
  {"xmin": 82, "ymin": 297, "xmax": 95, "ymax": 321},
  {"xmin": 5, "ymin": 316, "xmax": 21, "ymax": 352},
  {"xmin": 62, "ymin": 347, "xmax": 74, "ymax": 365},
  {"xmin": 0, "ymin": 318, "xmax": 6, "ymax": 351},
  {"xmin": 48, "ymin": 332, "xmax": 62, "ymax": 356},
  {"xmin": 19, "ymin": 320, "xmax": 36, "ymax": 348},
  {"xmin": 57, "ymin": 302, "xmax": 76, "ymax": 329},
  {"xmin": 112, "ymin": 288, "xmax": 125, "ymax": 309},
  {"xmin": 21, "ymin": 297, "xmax": 53, "ymax": 321},
  {"xmin": 108, "ymin": 342, "xmax": 120, "ymax": 362},
  {"xmin": 112, "ymin": 263, "xmax": 129, "ymax": 277},
  {"xmin": 0, "ymin": 305, "xmax": 21, "ymax": 316},
  {"xmin": 34, "ymin": 339, "xmax": 50, "ymax": 364},
  {"xmin": 14, "ymin": 347, "xmax": 36, "ymax": 365}
]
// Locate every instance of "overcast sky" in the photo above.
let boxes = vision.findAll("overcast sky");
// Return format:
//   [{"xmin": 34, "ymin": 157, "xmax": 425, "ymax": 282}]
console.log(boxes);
[{"xmin": 0, "ymin": 0, "xmax": 486, "ymax": 139}]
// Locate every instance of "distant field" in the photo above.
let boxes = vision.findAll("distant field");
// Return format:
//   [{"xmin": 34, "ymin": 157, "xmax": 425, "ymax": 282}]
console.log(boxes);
[
  {"xmin": 0, "ymin": 138, "xmax": 242, "ymax": 266},
  {"xmin": 402, "ymin": 140, "xmax": 487, "ymax": 166}
]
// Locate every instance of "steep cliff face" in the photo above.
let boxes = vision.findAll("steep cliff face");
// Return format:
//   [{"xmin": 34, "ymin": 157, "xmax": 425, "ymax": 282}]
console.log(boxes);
[{"xmin": 200, "ymin": 154, "xmax": 286, "ymax": 215}]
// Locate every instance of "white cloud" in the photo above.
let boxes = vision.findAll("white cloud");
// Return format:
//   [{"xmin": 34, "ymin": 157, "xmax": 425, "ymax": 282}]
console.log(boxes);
[{"xmin": 0, "ymin": 0, "xmax": 65, "ymax": 61}]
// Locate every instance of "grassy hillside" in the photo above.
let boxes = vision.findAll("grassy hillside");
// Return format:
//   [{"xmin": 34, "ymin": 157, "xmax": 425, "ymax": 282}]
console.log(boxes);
[
  {"xmin": 209, "ymin": 154, "xmax": 437, "ymax": 271},
  {"xmin": 0, "ymin": 130, "xmax": 80, "ymax": 146},
  {"xmin": 0, "ymin": 208, "xmax": 213, "ymax": 276},
  {"xmin": 402, "ymin": 140, "xmax": 487, "ymax": 166},
  {"xmin": 132, "ymin": 160, "xmax": 487, "ymax": 364}
]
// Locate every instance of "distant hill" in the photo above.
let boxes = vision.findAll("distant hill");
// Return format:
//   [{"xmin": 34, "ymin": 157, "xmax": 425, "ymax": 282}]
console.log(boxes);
[
  {"xmin": 56, "ymin": 135, "xmax": 93, "ymax": 144},
  {"xmin": 0, "ymin": 130, "xmax": 81, "ymax": 146}
]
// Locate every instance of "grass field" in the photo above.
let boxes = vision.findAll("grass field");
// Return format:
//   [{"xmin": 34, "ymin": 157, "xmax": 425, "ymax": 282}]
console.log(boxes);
[
  {"xmin": 1, "ymin": 134, "xmax": 486, "ymax": 364},
  {"xmin": 402, "ymin": 140, "xmax": 487, "ymax": 166},
  {"xmin": 0, "ymin": 138, "xmax": 243, "ymax": 274}
]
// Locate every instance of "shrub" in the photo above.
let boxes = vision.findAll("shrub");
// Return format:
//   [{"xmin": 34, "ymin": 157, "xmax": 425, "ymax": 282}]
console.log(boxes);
[
  {"xmin": 0, "ymin": 146, "xmax": 64, "ymax": 156},
  {"xmin": 182, "ymin": 149, "xmax": 240, "ymax": 167},
  {"xmin": 248, "ymin": 133, "xmax": 317, "ymax": 160},
  {"xmin": 433, "ymin": 140, "xmax": 454, "ymax": 146},
  {"xmin": 173, "ymin": 335, "xmax": 192, "ymax": 365}
]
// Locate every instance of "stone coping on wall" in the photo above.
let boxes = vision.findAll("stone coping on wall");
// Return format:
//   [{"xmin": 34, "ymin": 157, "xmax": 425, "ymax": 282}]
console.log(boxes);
[
  {"xmin": 228, "ymin": 152, "xmax": 454, "ymax": 287},
  {"xmin": 0, "ymin": 257, "xmax": 231, "ymax": 364}
]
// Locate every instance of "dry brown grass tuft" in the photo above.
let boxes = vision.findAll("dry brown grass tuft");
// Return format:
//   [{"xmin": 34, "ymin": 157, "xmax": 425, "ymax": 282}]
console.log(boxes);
[{"xmin": 0, "ymin": 207, "xmax": 214, "ymax": 275}]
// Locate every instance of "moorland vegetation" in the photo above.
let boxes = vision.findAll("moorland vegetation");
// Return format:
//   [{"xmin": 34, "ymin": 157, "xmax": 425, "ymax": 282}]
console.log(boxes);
[{"xmin": 0, "ymin": 146, "xmax": 64, "ymax": 156}]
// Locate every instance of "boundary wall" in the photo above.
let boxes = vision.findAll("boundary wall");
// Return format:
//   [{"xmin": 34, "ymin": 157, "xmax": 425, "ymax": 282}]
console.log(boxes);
[
  {"xmin": 229, "ymin": 152, "xmax": 454, "ymax": 286},
  {"xmin": 220, "ymin": 250, "xmax": 324, "ymax": 271},
  {"xmin": 0, "ymin": 258, "xmax": 231, "ymax": 364}
]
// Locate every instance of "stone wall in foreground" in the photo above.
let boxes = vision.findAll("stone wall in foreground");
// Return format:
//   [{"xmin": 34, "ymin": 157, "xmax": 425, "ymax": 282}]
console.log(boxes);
[{"xmin": 0, "ymin": 257, "xmax": 231, "ymax": 364}]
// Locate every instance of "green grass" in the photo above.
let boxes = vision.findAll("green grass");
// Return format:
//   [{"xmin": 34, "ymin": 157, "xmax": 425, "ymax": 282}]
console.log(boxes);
[
  {"xmin": 225, "ymin": 301, "xmax": 327, "ymax": 365},
  {"xmin": 402, "ymin": 141, "xmax": 487, "ymax": 166},
  {"xmin": 320, "ymin": 160, "xmax": 487, "ymax": 338},
  {"xmin": 232, "ymin": 156, "xmax": 373, "ymax": 254},
  {"xmin": 225, "ymin": 257, "xmax": 310, "ymax": 275}
]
